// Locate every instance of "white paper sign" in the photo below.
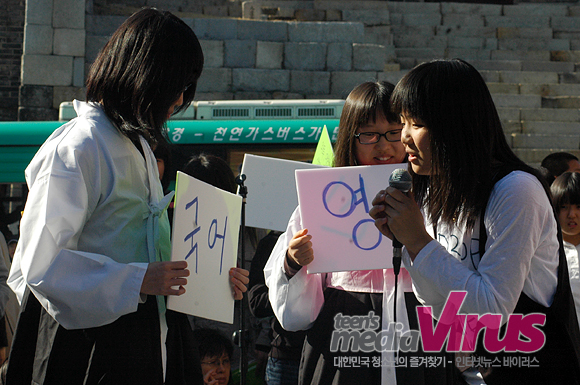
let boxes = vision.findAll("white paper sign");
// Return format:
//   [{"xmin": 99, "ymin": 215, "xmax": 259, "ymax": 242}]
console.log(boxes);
[
  {"xmin": 295, "ymin": 163, "xmax": 407, "ymax": 273},
  {"xmin": 167, "ymin": 171, "xmax": 242, "ymax": 323},
  {"xmin": 240, "ymin": 154, "xmax": 325, "ymax": 231}
]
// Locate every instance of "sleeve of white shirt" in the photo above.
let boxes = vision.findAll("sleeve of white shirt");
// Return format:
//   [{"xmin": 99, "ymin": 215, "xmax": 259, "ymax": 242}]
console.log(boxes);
[
  {"xmin": 264, "ymin": 207, "xmax": 325, "ymax": 331},
  {"xmin": 8, "ymin": 132, "xmax": 147, "ymax": 330},
  {"xmin": 403, "ymin": 172, "xmax": 557, "ymax": 319}
]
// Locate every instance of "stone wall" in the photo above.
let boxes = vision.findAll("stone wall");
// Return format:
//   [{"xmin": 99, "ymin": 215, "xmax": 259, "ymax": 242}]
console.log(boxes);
[{"xmin": 0, "ymin": 0, "xmax": 25, "ymax": 121}]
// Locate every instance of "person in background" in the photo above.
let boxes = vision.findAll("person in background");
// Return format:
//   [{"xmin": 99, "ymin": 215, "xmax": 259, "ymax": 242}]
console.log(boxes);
[
  {"xmin": 551, "ymin": 171, "xmax": 580, "ymax": 328},
  {"xmin": 193, "ymin": 328, "xmax": 234, "ymax": 385},
  {"xmin": 370, "ymin": 58, "xmax": 580, "ymax": 384},
  {"xmin": 248, "ymin": 230, "xmax": 306, "ymax": 385},
  {"xmin": 541, "ymin": 152, "xmax": 580, "ymax": 185},
  {"xmin": 5, "ymin": 8, "xmax": 247, "ymax": 384}
]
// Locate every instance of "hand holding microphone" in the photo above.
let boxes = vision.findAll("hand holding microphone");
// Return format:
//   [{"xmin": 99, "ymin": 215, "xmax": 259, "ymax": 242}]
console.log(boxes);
[{"xmin": 387, "ymin": 169, "xmax": 412, "ymax": 275}]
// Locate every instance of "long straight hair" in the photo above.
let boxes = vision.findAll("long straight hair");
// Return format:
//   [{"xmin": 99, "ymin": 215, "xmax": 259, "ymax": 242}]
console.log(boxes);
[
  {"xmin": 391, "ymin": 59, "xmax": 536, "ymax": 229},
  {"xmin": 86, "ymin": 8, "xmax": 204, "ymax": 145},
  {"xmin": 334, "ymin": 81, "xmax": 399, "ymax": 167}
]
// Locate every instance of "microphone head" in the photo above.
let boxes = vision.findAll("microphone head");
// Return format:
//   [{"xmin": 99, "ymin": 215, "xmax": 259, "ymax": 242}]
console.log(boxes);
[{"xmin": 389, "ymin": 168, "xmax": 412, "ymax": 193}]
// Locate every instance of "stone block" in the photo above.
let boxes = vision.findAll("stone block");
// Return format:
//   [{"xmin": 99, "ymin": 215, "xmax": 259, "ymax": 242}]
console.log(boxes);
[
  {"xmin": 499, "ymin": 70, "xmax": 558, "ymax": 84},
  {"xmin": 315, "ymin": 1, "xmax": 389, "ymax": 11},
  {"xmin": 435, "ymin": 25, "xmax": 496, "ymax": 38},
  {"xmin": 560, "ymin": 73, "xmax": 580, "ymax": 84},
  {"xmin": 396, "ymin": 13, "xmax": 441, "ymax": 27},
  {"xmin": 224, "ymin": 40, "xmax": 256, "ymax": 68},
  {"xmin": 53, "ymin": 29, "xmax": 85, "ymax": 57},
  {"xmin": 441, "ymin": 3, "xmax": 501, "ymax": 16},
  {"xmin": 470, "ymin": 60, "xmax": 522, "ymax": 71},
  {"xmin": 478, "ymin": 70, "xmax": 500, "ymax": 83},
  {"xmin": 330, "ymin": 71, "xmax": 377, "ymax": 98},
  {"xmin": 342, "ymin": 9, "xmax": 391, "ymax": 26},
  {"xmin": 551, "ymin": 51, "xmax": 580, "ymax": 62},
  {"xmin": 485, "ymin": 16, "xmax": 550, "ymax": 29},
  {"xmin": 21, "ymin": 54, "xmax": 73, "ymax": 86},
  {"xmin": 19, "ymin": 85, "xmax": 53, "ymax": 108},
  {"xmin": 233, "ymin": 69, "xmax": 290, "ymax": 92},
  {"xmin": 497, "ymin": 107, "xmax": 521, "ymax": 122},
  {"xmin": 195, "ymin": 92, "xmax": 234, "ymax": 100},
  {"xmin": 229, "ymin": 4, "xmax": 243, "ymax": 18},
  {"xmin": 353, "ymin": 43, "xmax": 387, "ymax": 71},
  {"xmin": 364, "ymin": 25, "xmax": 392, "ymax": 45},
  {"xmin": 446, "ymin": 48, "xmax": 492, "ymax": 61},
  {"xmin": 53, "ymin": 0, "xmax": 84, "ymax": 29},
  {"xmin": 193, "ymin": 18, "xmax": 238, "ymax": 40},
  {"xmin": 486, "ymin": 83, "xmax": 520, "ymax": 95},
  {"xmin": 512, "ymin": 133, "xmax": 580, "ymax": 149},
  {"xmin": 394, "ymin": 34, "xmax": 446, "ymax": 49},
  {"xmin": 542, "ymin": 96, "xmax": 580, "ymax": 109},
  {"xmin": 73, "ymin": 57, "xmax": 85, "ymax": 87},
  {"xmin": 295, "ymin": 9, "xmax": 326, "ymax": 21},
  {"xmin": 378, "ymin": 70, "xmax": 407, "ymax": 86},
  {"xmin": 288, "ymin": 21, "xmax": 364, "ymax": 44},
  {"xmin": 203, "ymin": 6, "xmax": 229, "ymax": 17},
  {"xmin": 503, "ymin": 4, "xmax": 568, "ymax": 17},
  {"xmin": 492, "ymin": 94, "xmax": 541, "ymax": 109},
  {"xmin": 386, "ymin": 2, "xmax": 440, "ymax": 14},
  {"xmin": 256, "ymin": 41, "xmax": 284, "ymax": 69},
  {"xmin": 197, "ymin": 68, "xmax": 232, "ymax": 93},
  {"xmin": 327, "ymin": 42, "xmax": 352, "ymax": 71},
  {"xmin": 491, "ymin": 50, "xmax": 550, "ymax": 62},
  {"xmin": 393, "ymin": 26, "xmax": 436, "ymax": 38},
  {"xmin": 522, "ymin": 61, "xmax": 575, "ymax": 73},
  {"xmin": 25, "ymin": 0, "xmax": 52, "ymax": 25},
  {"xmin": 521, "ymin": 83, "xmax": 580, "ymax": 97},
  {"xmin": 448, "ymin": 36, "xmax": 488, "ymax": 50},
  {"xmin": 394, "ymin": 48, "xmax": 445, "ymax": 59},
  {"xmin": 498, "ymin": 38, "xmax": 569, "ymax": 51},
  {"xmin": 86, "ymin": 15, "xmax": 127, "ymax": 36},
  {"xmin": 200, "ymin": 40, "xmax": 224, "ymax": 68},
  {"xmin": 522, "ymin": 121, "xmax": 580, "ymax": 135},
  {"xmin": 284, "ymin": 42, "xmax": 327, "ymax": 71},
  {"xmin": 521, "ymin": 108, "xmax": 580, "ymax": 122},
  {"xmin": 443, "ymin": 14, "xmax": 485, "ymax": 29},
  {"xmin": 326, "ymin": 9, "xmax": 342, "ymax": 21},
  {"xmin": 571, "ymin": 6, "xmax": 580, "ymax": 17},
  {"xmin": 23, "ymin": 24, "xmax": 53, "ymax": 55},
  {"xmin": 53, "ymin": 86, "xmax": 85, "ymax": 109},
  {"xmin": 237, "ymin": 20, "xmax": 288, "ymax": 42},
  {"xmin": 571, "ymin": 40, "xmax": 580, "ymax": 50},
  {"xmin": 85, "ymin": 36, "xmax": 109, "ymax": 64},
  {"xmin": 496, "ymin": 27, "xmax": 553, "ymax": 39},
  {"xmin": 18, "ymin": 106, "xmax": 58, "ymax": 121},
  {"xmin": 290, "ymin": 71, "xmax": 330, "ymax": 94}
]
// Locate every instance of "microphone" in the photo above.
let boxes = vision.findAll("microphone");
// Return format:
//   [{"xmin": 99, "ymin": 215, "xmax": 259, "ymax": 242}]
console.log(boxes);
[{"xmin": 388, "ymin": 168, "xmax": 412, "ymax": 276}]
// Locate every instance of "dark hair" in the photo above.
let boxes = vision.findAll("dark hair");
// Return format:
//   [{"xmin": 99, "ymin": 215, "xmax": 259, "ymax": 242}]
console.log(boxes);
[
  {"xmin": 334, "ymin": 81, "xmax": 399, "ymax": 167},
  {"xmin": 193, "ymin": 328, "xmax": 234, "ymax": 362},
  {"xmin": 86, "ymin": 8, "xmax": 203, "ymax": 145},
  {"xmin": 182, "ymin": 154, "xmax": 237, "ymax": 194},
  {"xmin": 542, "ymin": 152, "xmax": 579, "ymax": 184},
  {"xmin": 391, "ymin": 59, "xmax": 535, "ymax": 229},
  {"xmin": 551, "ymin": 171, "xmax": 580, "ymax": 211},
  {"xmin": 154, "ymin": 141, "xmax": 172, "ymax": 192}
]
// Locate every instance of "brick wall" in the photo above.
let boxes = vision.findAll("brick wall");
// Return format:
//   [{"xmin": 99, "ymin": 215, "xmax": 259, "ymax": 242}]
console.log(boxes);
[{"xmin": 0, "ymin": 0, "xmax": 25, "ymax": 121}]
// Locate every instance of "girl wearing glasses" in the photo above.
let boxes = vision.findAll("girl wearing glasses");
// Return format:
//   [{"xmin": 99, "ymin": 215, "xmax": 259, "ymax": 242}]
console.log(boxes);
[{"xmin": 265, "ymin": 82, "xmax": 443, "ymax": 384}]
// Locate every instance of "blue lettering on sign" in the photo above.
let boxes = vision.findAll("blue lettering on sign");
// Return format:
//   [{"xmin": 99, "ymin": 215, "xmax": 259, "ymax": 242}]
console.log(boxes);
[
  {"xmin": 208, "ymin": 216, "xmax": 228, "ymax": 275},
  {"xmin": 184, "ymin": 197, "xmax": 201, "ymax": 273},
  {"xmin": 322, "ymin": 174, "xmax": 382, "ymax": 251}
]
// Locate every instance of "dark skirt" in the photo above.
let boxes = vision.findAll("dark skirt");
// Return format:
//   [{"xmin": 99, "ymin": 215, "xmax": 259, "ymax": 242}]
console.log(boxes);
[
  {"xmin": 298, "ymin": 288, "xmax": 457, "ymax": 385},
  {"xmin": 5, "ymin": 289, "xmax": 203, "ymax": 385}
]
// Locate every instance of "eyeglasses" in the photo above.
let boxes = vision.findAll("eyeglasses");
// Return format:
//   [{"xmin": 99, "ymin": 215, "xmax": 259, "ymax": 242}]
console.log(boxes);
[
  {"xmin": 354, "ymin": 129, "xmax": 402, "ymax": 144},
  {"xmin": 201, "ymin": 358, "xmax": 231, "ymax": 368}
]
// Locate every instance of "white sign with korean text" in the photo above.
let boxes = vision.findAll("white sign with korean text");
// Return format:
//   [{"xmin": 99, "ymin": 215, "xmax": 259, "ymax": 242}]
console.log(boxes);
[
  {"xmin": 240, "ymin": 154, "xmax": 326, "ymax": 231},
  {"xmin": 167, "ymin": 171, "xmax": 242, "ymax": 323},
  {"xmin": 295, "ymin": 163, "xmax": 407, "ymax": 273}
]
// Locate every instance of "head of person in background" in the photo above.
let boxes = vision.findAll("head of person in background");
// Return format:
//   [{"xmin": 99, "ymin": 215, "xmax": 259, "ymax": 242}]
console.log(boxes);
[
  {"xmin": 333, "ymin": 81, "xmax": 406, "ymax": 168},
  {"xmin": 182, "ymin": 154, "xmax": 237, "ymax": 194},
  {"xmin": 7, "ymin": 238, "xmax": 17, "ymax": 261},
  {"xmin": 551, "ymin": 171, "xmax": 580, "ymax": 247},
  {"xmin": 541, "ymin": 152, "xmax": 580, "ymax": 186},
  {"xmin": 193, "ymin": 328, "xmax": 233, "ymax": 385},
  {"xmin": 154, "ymin": 141, "xmax": 172, "ymax": 193}
]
